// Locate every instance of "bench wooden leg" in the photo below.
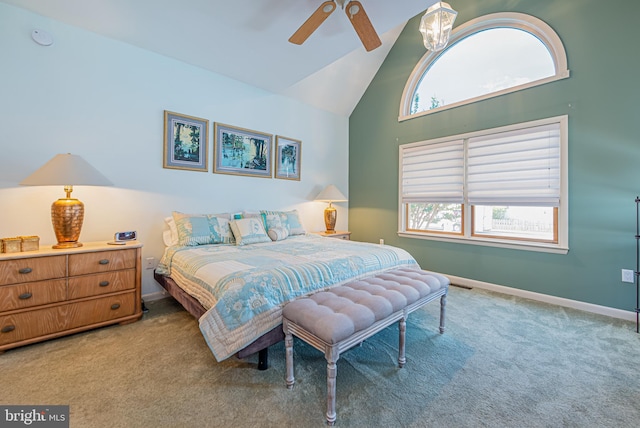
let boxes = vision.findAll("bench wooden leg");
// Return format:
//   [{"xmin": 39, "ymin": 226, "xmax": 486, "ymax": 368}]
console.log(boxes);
[
  {"xmin": 326, "ymin": 359, "xmax": 337, "ymax": 426},
  {"xmin": 398, "ymin": 317, "xmax": 407, "ymax": 368},
  {"xmin": 285, "ymin": 331, "xmax": 295, "ymax": 389},
  {"xmin": 439, "ymin": 293, "xmax": 447, "ymax": 334}
]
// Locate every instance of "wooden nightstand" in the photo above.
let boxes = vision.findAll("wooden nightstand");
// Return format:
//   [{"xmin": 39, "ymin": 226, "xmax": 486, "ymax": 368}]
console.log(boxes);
[
  {"xmin": 312, "ymin": 231, "xmax": 351, "ymax": 240},
  {"xmin": 0, "ymin": 241, "xmax": 143, "ymax": 352}
]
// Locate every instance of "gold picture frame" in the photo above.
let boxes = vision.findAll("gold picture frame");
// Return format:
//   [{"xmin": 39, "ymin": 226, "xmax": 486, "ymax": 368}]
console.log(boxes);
[
  {"xmin": 274, "ymin": 136, "xmax": 301, "ymax": 181},
  {"xmin": 163, "ymin": 110, "xmax": 209, "ymax": 172},
  {"xmin": 213, "ymin": 123, "xmax": 273, "ymax": 178}
]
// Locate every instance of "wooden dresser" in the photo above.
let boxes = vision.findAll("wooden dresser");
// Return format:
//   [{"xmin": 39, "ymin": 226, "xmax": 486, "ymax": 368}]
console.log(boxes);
[{"xmin": 0, "ymin": 242, "xmax": 143, "ymax": 352}]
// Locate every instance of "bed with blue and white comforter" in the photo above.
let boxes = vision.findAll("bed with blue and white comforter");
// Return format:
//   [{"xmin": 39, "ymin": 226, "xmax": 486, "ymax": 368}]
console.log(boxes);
[{"xmin": 156, "ymin": 234, "xmax": 419, "ymax": 361}]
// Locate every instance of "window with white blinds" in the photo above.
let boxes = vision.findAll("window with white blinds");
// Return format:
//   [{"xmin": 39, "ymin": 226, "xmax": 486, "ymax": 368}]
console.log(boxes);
[
  {"xmin": 399, "ymin": 115, "xmax": 568, "ymax": 252},
  {"xmin": 400, "ymin": 139, "xmax": 464, "ymax": 203},
  {"xmin": 467, "ymin": 123, "xmax": 561, "ymax": 206}
]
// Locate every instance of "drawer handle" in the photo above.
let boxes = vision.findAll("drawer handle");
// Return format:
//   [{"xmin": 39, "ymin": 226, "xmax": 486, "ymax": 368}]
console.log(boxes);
[
  {"xmin": 18, "ymin": 292, "xmax": 33, "ymax": 300},
  {"xmin": 18, "ymin": 267, "xmax": 33, "ymax": 274},
  {"xmin": 99, "ymin": 259, "xmax": 110, "ymax": 265},
  {"xmin": 99, "ymin": 281, "xmax": 110, "ymax": 287},
  {"xmin": 1, "ymin": 325, "xmax": 15, "ymax": 333},
  {"xmin": 111, "ymin": 303, "xmax": 121, "ymax": 310}
]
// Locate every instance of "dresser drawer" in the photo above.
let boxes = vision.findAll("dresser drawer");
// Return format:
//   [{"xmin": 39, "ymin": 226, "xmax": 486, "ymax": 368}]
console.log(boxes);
[
  {"xmin": 0, "ymin": 279, "xmax": 67, "ymax": 312},
  {"xmin": 0, "ymin": 256, "xmax": 66, "ymax": 286},
  {"xmin": 68, "ymin": 269, "xmax": 135, "ymax": 300},
  {"xmin": 0, "ymin": 292, "xmax": 137, "ymax": 346},
  {"xmin": 69, "ymin": 249, "xmax": 137, "ymax": 276}
]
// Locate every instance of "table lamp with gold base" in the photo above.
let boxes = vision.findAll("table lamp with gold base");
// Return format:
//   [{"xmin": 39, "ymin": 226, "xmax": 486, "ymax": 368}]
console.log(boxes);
[
  {"xmin": 20, "ymin": 153, "xmax": 113, "ymax": 249},
  {"xmin": 315, "ymin": 184, "xmax": 347, "ymax": 234}
]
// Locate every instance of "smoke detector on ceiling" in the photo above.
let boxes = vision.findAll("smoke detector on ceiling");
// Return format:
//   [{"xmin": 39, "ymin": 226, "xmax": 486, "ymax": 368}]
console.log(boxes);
[{"xmin": 31, "ymin": 29, "xmax": 54, "ymax": 46}]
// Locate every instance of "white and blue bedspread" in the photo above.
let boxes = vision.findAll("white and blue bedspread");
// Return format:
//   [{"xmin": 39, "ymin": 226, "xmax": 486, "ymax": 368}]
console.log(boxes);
[{"xmin": 157, "ymin": 234, "xmax": 419, "ymax": 361}]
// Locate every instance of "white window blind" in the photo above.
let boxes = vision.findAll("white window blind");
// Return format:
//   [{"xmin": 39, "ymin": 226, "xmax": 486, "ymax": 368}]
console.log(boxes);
[
  {"xmin": 400, "ymin": 139, "xmax": 464, "ymax": 203},
  {"xmin": 467, "ymin": 123, "xmax": 561, "ymax": 206}
]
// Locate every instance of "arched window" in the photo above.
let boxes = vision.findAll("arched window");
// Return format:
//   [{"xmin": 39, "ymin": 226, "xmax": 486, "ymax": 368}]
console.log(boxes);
[{"xmin": 399, "ymin": 13, "xmax": 569, "ymax": 121}]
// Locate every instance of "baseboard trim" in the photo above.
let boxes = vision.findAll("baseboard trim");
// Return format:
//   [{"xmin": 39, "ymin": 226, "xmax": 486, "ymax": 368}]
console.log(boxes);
[{"xmin": 447, "ymin": 275, "xmax": 637, "ymax": 323}]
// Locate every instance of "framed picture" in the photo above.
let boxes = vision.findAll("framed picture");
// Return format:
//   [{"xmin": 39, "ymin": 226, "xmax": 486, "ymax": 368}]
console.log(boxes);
[
  {"xmin": 213, "ymin": 123, "xmax": 273, "ymax": 178},
  {"xmin": 163, "ymin": 111, "xmax": 208, "ymax": 172},
  {"xmin": 274, "ymin": 136, "xmax": 301, "ymax": 181}
]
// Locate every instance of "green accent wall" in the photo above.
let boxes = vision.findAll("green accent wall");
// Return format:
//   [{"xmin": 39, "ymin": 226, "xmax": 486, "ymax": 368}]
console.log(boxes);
[{"xmin": 349, "ymin": 0, "xmax": 640, "ymax": 311}]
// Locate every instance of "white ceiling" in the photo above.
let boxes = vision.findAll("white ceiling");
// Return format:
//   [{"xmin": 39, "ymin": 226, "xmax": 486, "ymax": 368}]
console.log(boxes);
[{"xmin": 2, "ymin": 0, "xmax": 435, "ymax": 116}]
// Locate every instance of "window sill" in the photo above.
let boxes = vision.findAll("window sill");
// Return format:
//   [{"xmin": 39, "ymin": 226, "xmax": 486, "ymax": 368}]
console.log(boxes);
[{"xmin": 397, "ymin": 231, "xmax": 569, "ymax": 255}]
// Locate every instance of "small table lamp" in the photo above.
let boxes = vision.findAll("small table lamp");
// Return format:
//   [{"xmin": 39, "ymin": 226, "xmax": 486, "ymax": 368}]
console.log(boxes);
[
  {"xmin": 20, "ymin": 153, "xmax": 113, "ymax": 249},
  {"xmin": 315, "ymin": 184, "xmax": 347, "ymax": 234}
]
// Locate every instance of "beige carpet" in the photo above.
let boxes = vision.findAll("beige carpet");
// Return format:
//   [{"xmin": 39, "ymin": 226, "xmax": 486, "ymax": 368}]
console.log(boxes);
[{"xmin": 1, "ymin": 286, "xmax": 639, "ymax": 427}]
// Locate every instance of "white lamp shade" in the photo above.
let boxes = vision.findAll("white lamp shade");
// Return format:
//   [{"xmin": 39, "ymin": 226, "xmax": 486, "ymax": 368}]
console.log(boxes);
[
  {"xmin": 20, "ymin": 153, "xmax": 113, "ymax": 186},
  {"xmin": 419, "ymin": 1, "xmax": 458, "ymax": 52},
  {"xmin": 315, "ymin": 184, "xmax": 347, "ymax": 203}
]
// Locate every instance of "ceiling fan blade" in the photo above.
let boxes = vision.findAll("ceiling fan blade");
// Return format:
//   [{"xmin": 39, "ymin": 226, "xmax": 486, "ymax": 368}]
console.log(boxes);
[
  {"xmin": 289, "ymin": 1, "xmax": 337, "ymax": 45},
  {"xmin": 344, "ymin": 1, "xmax": 381, "ymax": 52}
]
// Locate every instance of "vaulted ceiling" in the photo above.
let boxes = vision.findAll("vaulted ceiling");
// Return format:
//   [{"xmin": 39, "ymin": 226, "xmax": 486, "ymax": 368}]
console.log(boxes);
[{"xmin": 2, "ymin": 0, "xmax": 435, "ymax": 116}]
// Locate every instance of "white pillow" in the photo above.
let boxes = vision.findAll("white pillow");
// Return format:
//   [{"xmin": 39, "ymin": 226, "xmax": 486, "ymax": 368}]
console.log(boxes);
[{"xmin": 163, "ymin": 217, "xmax": 179, "ymax": 246}]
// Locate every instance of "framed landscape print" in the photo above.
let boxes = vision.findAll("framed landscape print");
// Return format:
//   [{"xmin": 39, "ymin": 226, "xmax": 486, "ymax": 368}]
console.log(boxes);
[
  {"xmin": 213, "ymin": 123, "xmax": 272, "ymax": 178},
  {"xmin": 274, "ymin": 135, "xmax": 301, "ymax": 181},
  {"xmin": 163, "ymin": 111, "xmax": 208, "ymax": 172}
]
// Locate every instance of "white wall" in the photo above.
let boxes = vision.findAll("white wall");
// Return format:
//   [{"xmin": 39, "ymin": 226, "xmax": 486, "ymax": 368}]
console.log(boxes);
[{"xmin": 0, "ymin": 3, "xmax": 349, "ymax": 297}]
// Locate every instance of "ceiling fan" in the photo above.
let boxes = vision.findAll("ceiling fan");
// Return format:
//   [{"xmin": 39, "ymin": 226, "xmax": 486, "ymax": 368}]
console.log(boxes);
[{"xmin": 289, "ymin": 0, "xmax": 382, "ymax": 52}]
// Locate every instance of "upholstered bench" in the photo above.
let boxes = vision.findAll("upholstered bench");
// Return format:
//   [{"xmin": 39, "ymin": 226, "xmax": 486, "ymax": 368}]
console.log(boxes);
[{"xmin": 282, "ymin": 267, "xmax": 449, "ymax": 426}]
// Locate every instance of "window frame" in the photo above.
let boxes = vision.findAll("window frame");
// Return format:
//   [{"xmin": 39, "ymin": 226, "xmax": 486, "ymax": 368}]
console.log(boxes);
[
  {"xmin": 470, "ymin": 206, "xmax": 558, "ymax": 244},
  {"xmin": 399, "ymin": 12, "xmax": 570, "ymax": 122},
  {"xmin": 405, "ymin": 203, "xmax": 465, "ymax": 236},
  {"xmin": 398, "ymin": 115, "xmax": 569, "ymax": 254}
]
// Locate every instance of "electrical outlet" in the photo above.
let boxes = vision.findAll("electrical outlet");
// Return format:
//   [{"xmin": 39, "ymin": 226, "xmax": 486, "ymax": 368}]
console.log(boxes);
[
  {"xmin": 621, "ymin": 269, "xmax": 635, "ymax": 283},
  {"xmin": 145, "ymin": 257, "xmax": 156, "ymax": 270}
]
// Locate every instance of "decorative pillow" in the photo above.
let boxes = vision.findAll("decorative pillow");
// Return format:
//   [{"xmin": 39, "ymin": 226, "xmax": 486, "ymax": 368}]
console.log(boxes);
[
  {"xmin": 230, "ymin": 218, "xmax": 271, "ymax": 246},
  {"xmin": 267, "ymin": 226, "xmax": 289, "ymax": 242},
  {"xmin": 263, "ymin": 212, "xmax": 286, "ymax": 231},
  {"xmin": 240, "ymin": 211, "xmax": 267, "ymax": 230},
  {"xmin": 283, "ymin": 210, "xmax": 306, "ymax": 235},
  {"xmin": 261, "ymin": 209, "xmax": 306, "ymax": 236},
  {"xmin": 214, "ymin": 216, "xmax": 236, "ymax": 244},
  {"xmin": 241, "ymin": 211, "xmax": 262, "ymax": 219},
  {"xmin": 171, "ymin": 212, "xmax": 229, "ymax": 246}
]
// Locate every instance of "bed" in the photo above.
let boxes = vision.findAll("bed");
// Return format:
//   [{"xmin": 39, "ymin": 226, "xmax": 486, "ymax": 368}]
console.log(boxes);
[{"xmin": 154, "ymin": 211, "xmax": 420, "ymax": 369}]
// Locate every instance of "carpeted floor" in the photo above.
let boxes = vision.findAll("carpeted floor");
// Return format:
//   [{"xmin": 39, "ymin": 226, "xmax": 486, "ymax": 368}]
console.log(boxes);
[{"xmin": 1, "ymin": 286, "xmax": 639, "ymax": 428}]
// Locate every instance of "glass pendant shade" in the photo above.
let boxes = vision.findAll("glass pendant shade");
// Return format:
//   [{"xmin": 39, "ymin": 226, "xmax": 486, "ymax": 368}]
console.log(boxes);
[{"xmin": 419, "ymin": 2, "xmax": 458, "ymax": 52}]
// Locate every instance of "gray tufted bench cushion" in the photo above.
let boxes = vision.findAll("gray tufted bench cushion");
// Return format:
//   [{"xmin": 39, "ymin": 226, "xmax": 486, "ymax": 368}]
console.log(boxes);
[{"xmin": 282, "ymin": 267, "xmax": 449, "ymax": 426}]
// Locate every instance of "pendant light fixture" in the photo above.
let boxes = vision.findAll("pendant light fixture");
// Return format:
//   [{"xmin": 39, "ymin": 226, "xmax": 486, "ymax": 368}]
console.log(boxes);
[{"xmin": 419, "ymin": 1, "xmax": 458, "ymax": 52}]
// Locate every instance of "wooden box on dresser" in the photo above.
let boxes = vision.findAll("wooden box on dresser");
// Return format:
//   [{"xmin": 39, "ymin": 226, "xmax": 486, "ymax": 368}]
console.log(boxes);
[{"xmin": 0, "ymin": 241, "xmax": 143, "ymax": 353}]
